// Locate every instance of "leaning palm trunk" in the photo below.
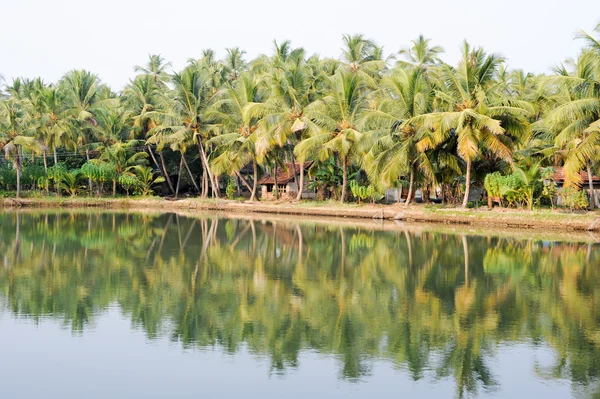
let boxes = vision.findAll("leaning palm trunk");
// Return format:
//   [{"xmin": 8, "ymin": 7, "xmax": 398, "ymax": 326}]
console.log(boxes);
[
  {"xmin": 235, "ymin": 171, "xmax": 253, "ymax": 193},
  {"xmin": 175, "ymin": 155, "xmax": 183, "ymax": 199},
  {"xmin": 289, "ymin": 150, "xmax": 299, "ymax": 193},
  {"xmin": 340, "ymin": 155, "xmax": 348, "ymax": 204},
  {"xmin": 587, "ymin": 163, "xmax": 595, "ymax": 209},
  {"xmin": 250, "ymin": 158, "xmax": 259, "ymax": 202},
  {"xmin": 181, "ymin": 152, "xmax": 201, "ymax": 194},
  {"xmin": 462, "ymin": 159, "xmax": 472, "ymax": 208},
  {"xmin": 296, "ymin": 164, "xmax": 305, "ymax": 201},
  {"xmin": 405, "ymin": 165, "xmax": 415, "ymax": 206},
  {"xmin": 197, "ymin": 141, "xmax": 218, "ymax": 198},
  {"xmin": 148, "ymin": 145, "xmax": 174, "ymax": 195}
]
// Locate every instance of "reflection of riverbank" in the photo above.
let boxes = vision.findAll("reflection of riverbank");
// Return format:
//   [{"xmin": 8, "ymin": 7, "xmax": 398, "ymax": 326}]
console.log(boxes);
[
  {"xmin": 1, "ymin": 211, "xmax": 599, "ymax": 397},
  {"xmin": 3, "ymin": 199, "xmax": 600, "ymax": 241}
]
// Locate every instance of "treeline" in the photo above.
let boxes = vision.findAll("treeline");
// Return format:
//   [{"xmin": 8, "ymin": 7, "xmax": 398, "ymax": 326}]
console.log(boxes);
[{"xmin": 1, "ymin": 24, "xmax": 600, "ymax": 208}]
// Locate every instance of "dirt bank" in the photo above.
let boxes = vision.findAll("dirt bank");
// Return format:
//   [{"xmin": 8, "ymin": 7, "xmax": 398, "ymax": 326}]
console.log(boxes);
[{"xmin": 3, "ymin": 197, "xmax": 600, "ymax": 232}]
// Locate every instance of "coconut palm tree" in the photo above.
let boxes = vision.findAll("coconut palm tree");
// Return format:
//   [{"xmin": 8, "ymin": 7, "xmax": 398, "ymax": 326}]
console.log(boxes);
[
  {"xmin": 208, "ymin": 72, "xmax": 266, "ymax": 200},
  {"xmin": 148, "ymin": 65, "xmax": 220, "ymax": 197},
  {"xmin": 296, "ymin": 70, "xmax": 370, "ymax": 202},
  {"xmin": 245, "ymin": 42, "xmax": 322, "ymax": 200},
  {"xmin": 362, "ymin": 67, "xmax": 457, "ymax": 205},
  {"xmin": 396, "ymin": 35, "xmax": 443, "ymax": 69},
  {"xmin": 410, "ymin": 42, "xmax": 531, "ymax": 207},
  {"xmin": 542, "ymin": 46, "xmax": 600, "ymax": 207},
  {"xmin": 122, "ymin": 74, "xmax": 175, "ymax": 194},
  {"xmin": 134, "ymin": 54, "xmax": 171, "ymax": 86}
]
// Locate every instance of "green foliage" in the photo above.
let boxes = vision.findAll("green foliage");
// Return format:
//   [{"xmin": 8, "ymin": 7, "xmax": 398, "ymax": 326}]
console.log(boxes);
[
  {"xmin": 117, "ymin": 173, "xmax": 141, "ymax": 195},
  {"xmin": 59, "ymin": 169, "xmax": 85, "ymax": 197},
  {"xmin": 81, "ymin": 162, "xmax": 117, "ymax": 183},
  {"xmin": 349, "ymin": 180, "xmax": 378, "ymax": 204},
  {"xmin": 131, "ymin": 166, "xmax": 165, "ymax": 196},
  {"xmin": 226, "ymin": 177, "xmax": 236, "ymax": 200},
  {"xmin": 23, "ymin": 164, "xmax": 46, "ymax": 187},
  {"xmin": 0, "ymin": 25, "xmax": 599, "ymax": 208},
  {"xmin": 0, "ymin": 165, "xmax": 16, "ymax": 189},
  {"xmin": 484, "ymin": 164, "xmax": 541, "ymax": 210},
  {"xmin": 562, "ymin": 187, "xmax": 589, "ymax": 210},
  {"xmin": 540, "ymin": 167, "xmax": 558, "ymax": 207}
]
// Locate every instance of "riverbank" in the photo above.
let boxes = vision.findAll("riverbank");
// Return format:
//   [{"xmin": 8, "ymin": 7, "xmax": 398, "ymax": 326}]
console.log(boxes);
[{"xmin": 3, "ymin": 196, "xmax": 600, "ymax": 232}]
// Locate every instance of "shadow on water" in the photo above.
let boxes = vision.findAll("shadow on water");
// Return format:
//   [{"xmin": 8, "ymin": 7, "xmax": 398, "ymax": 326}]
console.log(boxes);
[{"xmin": 1, "ymin": 210, "xmax": 600, "ymax": 397}]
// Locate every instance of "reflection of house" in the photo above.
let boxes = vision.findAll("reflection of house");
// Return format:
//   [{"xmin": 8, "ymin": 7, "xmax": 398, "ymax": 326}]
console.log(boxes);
[
  {"xmin": 258, "ymin": 162, "xmax": 316, "ymax": 200},
  {"xmin": 553, "ymin": 167, "xmax": 600, "ymax": 207}
]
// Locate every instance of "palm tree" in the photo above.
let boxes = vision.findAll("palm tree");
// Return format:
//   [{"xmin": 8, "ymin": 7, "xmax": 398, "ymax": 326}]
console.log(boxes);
[
  {"xmin": 362, "ymin": 67, "xmax": 451, "ymax": 205},
  {"xmin": 134, "ymin": 54, "xmax": 171, "ymax": 86},
  {"xmin": 296, "ymin": 71, "xmax": 370, "ymax": 202},
  {"xmin": 131, "ymin": 165, "xmax": 165, "ymax": 196},
  {"xmin": 208, "ymin": 72, "xmax": 266, "ymax": 201},
  {"xmin": 246, "ymin": 42, "xmax": 320, "ymax": 200},
  {"xmin": 396, "ymin": 35, "xmax": 443, "ymax": 69},
  {"xmin": 411, "ymin": 42, "xmax": 530, "ymax": 207},
  {"xmin": 122, "ymin": 74, "xmax": 175, "ymax": 194},
  {"xmin": 148, "ymin": 66, "xmax": 220, "ymax": 197},
  {"xmin": 542, "ymin": 47, "xmax": 600, "ymax": 207},
  {"xmin": 60, "ymin": 70, "xmax": 109, "ymax": 192}
]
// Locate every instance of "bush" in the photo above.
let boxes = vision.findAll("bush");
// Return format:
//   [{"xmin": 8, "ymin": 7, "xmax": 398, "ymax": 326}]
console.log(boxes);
[
  {"xmin": 226, "ymin": 177, "xmax": 236, "ymax": 200},
  {"xmin": 562, "ymin": 187, "xmax": 588, "ymax": 211}
]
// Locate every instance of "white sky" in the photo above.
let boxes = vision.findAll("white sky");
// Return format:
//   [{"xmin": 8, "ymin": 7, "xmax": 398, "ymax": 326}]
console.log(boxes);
[{"xmin": 2, "ymin": 0, "xmax": 599, "ymax": 90}]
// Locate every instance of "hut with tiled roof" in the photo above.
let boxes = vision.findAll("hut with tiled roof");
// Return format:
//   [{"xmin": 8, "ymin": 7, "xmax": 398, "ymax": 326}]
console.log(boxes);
[{"xmin": 258, "ymin": 162, "xmax": 315, "ymax": 200}]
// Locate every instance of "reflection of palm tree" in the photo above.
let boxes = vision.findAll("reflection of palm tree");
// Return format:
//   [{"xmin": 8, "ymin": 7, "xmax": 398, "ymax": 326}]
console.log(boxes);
[{"xmin": 0, "ymin": 212, "xmax": 600, "ymax": 396}]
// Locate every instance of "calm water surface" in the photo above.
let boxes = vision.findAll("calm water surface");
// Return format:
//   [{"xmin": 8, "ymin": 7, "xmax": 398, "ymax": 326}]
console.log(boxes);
[{"xmin": 1, "ymin": 211, "xmax": 599, "ymax": 398}]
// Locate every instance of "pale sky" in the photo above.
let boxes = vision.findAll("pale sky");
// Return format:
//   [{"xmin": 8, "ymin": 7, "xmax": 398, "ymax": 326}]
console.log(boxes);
[{"xmin": 2, "ymin": 0, "xmax": 599, "ymax": 90}]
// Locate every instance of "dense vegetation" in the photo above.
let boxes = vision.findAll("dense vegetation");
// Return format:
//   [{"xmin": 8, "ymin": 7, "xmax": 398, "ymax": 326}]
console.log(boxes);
[
  {"xmin": 1, "ymin": 211, "xmax": 599, "ymax": 397},
  {"xmin": 1, "ymin": 23, "xmax": 600, "ymax": 208}
]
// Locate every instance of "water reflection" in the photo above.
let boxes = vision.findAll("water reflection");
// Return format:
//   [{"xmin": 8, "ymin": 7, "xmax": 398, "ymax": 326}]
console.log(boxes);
[{"xmin": 1, "ymin": 211, "xmax": 599, "ymax": 397}]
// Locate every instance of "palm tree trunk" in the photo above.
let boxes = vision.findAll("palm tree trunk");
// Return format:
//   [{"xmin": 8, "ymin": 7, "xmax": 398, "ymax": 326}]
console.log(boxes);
[
  {"xmin": 289, "ymin": 150, "xmax": 299, "ymax": 193},
  {"xmin": 42, "ymin": 149, "xmax": 49, "ymax": 195},
  {"xmin": 149, "ymin": 145, "xmax": 174, "ymax": 195},
  {"xmin": 235, "ymin": 171, "xmax": 252, "ymax": 192},
  {"xmin": 202, "ymin": 170, "xmax": 208, "ymax": 197},
  {"xmin": 250, "ymin": 158, "xmax": 259, "ymax": 202},
  {"xmin": 112, "ymin": 178, "xmax": 117, "ymax": 197},
  {"xmin": 462, "ymin": 235, "xmax": 469, "ymax": 287},
  {"xmin": 296, "ymin": 163, "xmax": 305, "ymax": 201},
  {"xmin": 157, "ymin": 150, "xmax": 175, "ymax": 195},
  {"xmin": 181, "ymin": 152, "xmax": 200, "ymax": 194},
  {"xmin": 85, "ymin": 149, "xmax": 92, "ymax": 195},
  {"xmin": 587, "ymin": 162, "xmax": 595, "ymax": 209},
  {"xmin": 197, "ymin": 141, "xmax": 218, "ymax": 198},
  {"xmin": 274, "ymin": 162, "xmax": 279, "ymax": 200},
  {"xmin": 462, "ymin": 159, "xmax": 472, "ymax": 208},
  {"xmin": 405, "ymin": 166, "xmax": 415, "ymax": 206},
  {"xmin": 340, "ymin": 155, "xmax": 348, "ymax": 204},
  {"xmin": 15, "ymin": 148, "xmax": 22, "ymax": 199},
  {"xmin": 175, "ymin": 155, "xmax": 183, "ymax": 199},
  {"xmin": 53, "ymin": 146, "xmax": 58, "ymax": 165}
]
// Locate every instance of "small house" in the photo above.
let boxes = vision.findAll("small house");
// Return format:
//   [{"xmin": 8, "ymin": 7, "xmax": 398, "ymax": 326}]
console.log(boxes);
[
  {"xmin": 552, "ymin": 167, "xmax": 600, "ymax": 207},
  {"xmin": 258, "ymin": 162, "xmax": 316, "ymax": 200}
]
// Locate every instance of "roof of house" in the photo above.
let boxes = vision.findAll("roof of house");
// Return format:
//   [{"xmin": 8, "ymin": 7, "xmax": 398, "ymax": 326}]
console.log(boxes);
[
  {"xmin": 258, "ymin": 162, "xmax": 313, "ymax": 185},
  {"xmin": 553, "ymin": 167, "xmax": 600, "ymax": 183}
]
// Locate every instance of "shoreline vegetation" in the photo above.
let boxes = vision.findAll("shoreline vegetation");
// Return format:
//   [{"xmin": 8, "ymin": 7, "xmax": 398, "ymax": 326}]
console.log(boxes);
[
  {"xmin": 2, "ymin": 24, "xmax": 600, "ymax": 217},
  {"xmin": 3, "ymin": 197, "xmax": 600, "ymax": 233}
]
